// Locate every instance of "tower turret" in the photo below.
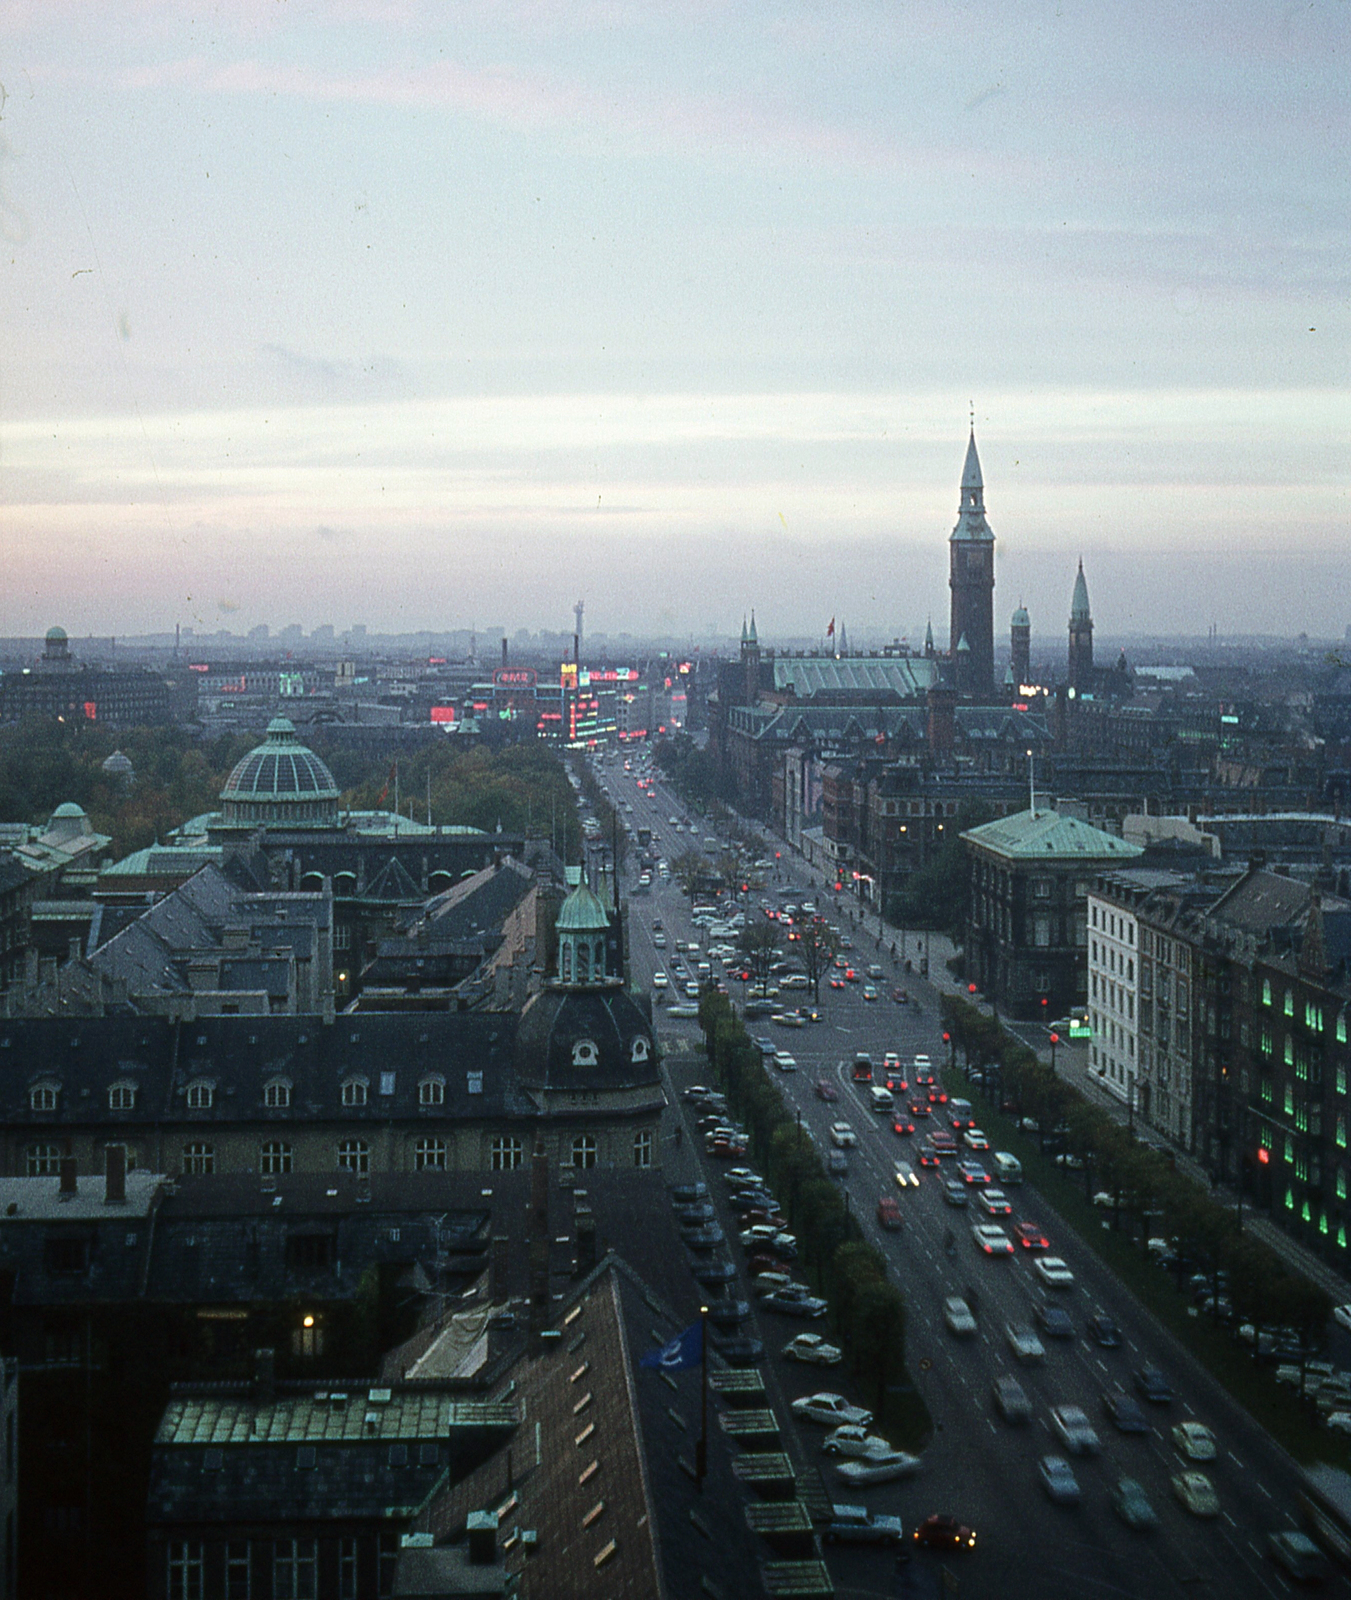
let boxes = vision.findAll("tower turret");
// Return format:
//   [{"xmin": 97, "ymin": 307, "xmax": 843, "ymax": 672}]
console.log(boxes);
[
  {"xmin": 948, "ymin": 429, "xmax": 995, "ymax": 699},
  {"xmin": 1011, "ymin": 604, "xmax": 1031, "ymax": 688},
  {"xmin": 1068, "ymin": 560, "xmax": 1094, "ymax": 694}
]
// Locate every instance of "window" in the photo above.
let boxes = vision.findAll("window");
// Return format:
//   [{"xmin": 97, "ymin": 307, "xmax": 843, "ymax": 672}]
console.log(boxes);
[
  {"xmin": 337, "ymin": 1140, "xmax": 370, "ymax": 1174},
  {"xmin": 288, "ymin": 1234, "xmax": 334, "ymax": 1271},
  {"xmin": 264, "ymin": 1080, "xmax": 292, "ymax": 1109},
  {"xmin": 27, "ymin": 1144, "xmax": 62, "ymax": 1177},
  {"xmin": 633, "ymin": 1129, "xmax": 652, "ymax": 1168},
  {"xmin": 1033, "ymin": 878, "xmax": 1052, "ymax": 899},
  {"xmin": 260, "ymin": 1142, "xmax": 292, "ymax": 1175},
  {"xmin": 333, "ymin": 924, "xmax": 352, "ymax": 951},
  {"xmin": 226, "ymin": 1541, "xmax": 252, "ymax": 1600},
  {"xmin": 415, "ymin": 1138, "xmax": 446, "ymax": 1171},
  {"xmin": 491, "ymin": 1136, "xmax": 523, "ymax": 1171},
  {"xmin": 186, "ymin": 1082, "xmax": 214, "ymax": 1110},
  {"xmin": 108, "ymin": 1082, "xmax": 136, "ymax": 1111},
  {"xmin": 418, "ymin": 1076, "xmax": 446, "ymax": 1107},
  {"xmin": 1285, "ymin": 989, "xmax": 1295, "ymax": 1017},
  {"xmin": 29, "ymin": 1084, "xmax": 58, "ymax": 1112},
  {"xmin": 571, "ymin": 1134, "xmax": 598, "ymax": 1170},
  {"xmin": 273, "ymin": 1539, "xmax": 318, "ymax": 1600},
  {"xmin": 339, "ymin": 1538, "xmax": 358, "ymax": 1600},
  {"xmin": 1339, "ymin": 1012, "xmax": 1348, "ymax": 1045},
  {"xmin": 167, "ymin": 1541, "xmax": 205, "ymax": 1600},
  {"xmin": 1262, "ymin": 978, "xmax": 1272, "ymax": 1008},
  {"xmin": 341, "ymin": 1078, "xmax": 368, "ymax": 1107},
  {"xmin": 182, "ymin": 1143, "xmax": 215, "ymax": 1176}
]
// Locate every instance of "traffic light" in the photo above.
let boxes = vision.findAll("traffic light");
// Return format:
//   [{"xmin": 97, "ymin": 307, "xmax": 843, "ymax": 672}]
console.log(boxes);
[
  {"xmin": 1049, "ymin": 1032, "xmax": 1060, "ymax": 1046},
  {"xmin": 1257, "ymin": 1148, "xmax": 1270, "ymax": 1165},
  {"xmin": 942, "ymin": 1032, "xmax": 950, "ymax": 1045}
]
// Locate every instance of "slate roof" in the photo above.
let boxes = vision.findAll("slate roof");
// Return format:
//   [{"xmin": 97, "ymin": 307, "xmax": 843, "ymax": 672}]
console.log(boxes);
[
  {"xmin": 770, "ymin": 657, "xmax": 937, "ymax": 700},
  {"xmin": 410, "ymin": 860, "xmax": 535, "ymax": 943},
  {"xmin": 963, "ymin": 807, "xmax": 1145, "ymax": 863},
  {"xmin": 515, "ymin": 986, "xmax": 660, "ymax": 1093}
]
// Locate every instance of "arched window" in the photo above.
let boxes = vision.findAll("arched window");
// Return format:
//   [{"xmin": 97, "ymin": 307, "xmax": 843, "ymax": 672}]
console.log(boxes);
[
  {"xmin": 561, "ymin": 944, "xmax": 573, "ymax": 982},
  {"xmin": 418, "ymin": 1076, "xmax": 445, "ymax": 1107},
  {"xmin": 577, "ymin": 943, "xmax": 590, "ymax": 983},
  {"xmin": 108, "ymin": 1082, "xmax": 136, "ymax": 1112},
  {"xmin": 186, "ymin": 1081, "xmax": 214, "ymax": 1110},
  {"xmin": 260, "ymin": 1141, "xmax": 292, "ymax": 1175},
  {"xmin": 341, "ymin": 1078, "xmax": 368, "ymax": 1107},
  {"xmin": 264, "ymin": 1079, "xmax": 292, "ymax": 1109},
  {"xmin": 633, "ymin": 1130, "xmax": 652, "ymax": 1169},
  {"xmin": 337, "ymin": 1140, "xmax": 369, "ymax": 1174},
  {"xmin": 30, "ymin": 1084, "xmax": 59, "ymax": 1113},
  {"xmin": 571, "ymin": 1134, "xmax": 597, "ymax": 1170}
]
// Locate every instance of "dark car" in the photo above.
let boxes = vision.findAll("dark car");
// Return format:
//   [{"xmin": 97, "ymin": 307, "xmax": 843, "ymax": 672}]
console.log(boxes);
[
  {"xmin": 691, "ymin": 1257, "xmax": 738, "ymax": 1287},
  {"xmin": 815, "ymin": 1077, "xmax": 839, "ymax": 1102},
  {"xmin": 670, "ymin": 1181, "xmax": 709, "ymax": 1203},
  {"xmin": 917, "ymin": 1150, "xmax": 943, "ymax": 1168},
  {"xmin": 728, "ymin": 1188, "xmax": 778, "ymax": 1213},
  {"xmin": 709, "ymin": 1331, "xmax": 764, "ymax": 1365},
  {"xmin": 1087, "ymin": 1312, "xmax": 1123, "ymax": 1348},
  {"xmin": 913, "ymin": 1514, "xmax": 976, "ymax": 1551},
  {"xmin": 705, "ymin": 1298, "xmax": 751, "ymax": 1328},
  {"xmin": 681, "ymin": 1224, "xmax": 726, "ymax": 1251},
  {"xmin": 1036, "ymin": 1302, "xmax": 1075, "ymax": 1339},
  {"xmin": 1102, "ymin": 1389, "xmax": 1150, "ymax": 1433},
  {"xmin": 892, "ymin": 1116, "xmax": 916, "ymax": 1136},
  {"xmin": 1134, "ymin": 1366, "xmax": 1174, "ymax": 1404}
]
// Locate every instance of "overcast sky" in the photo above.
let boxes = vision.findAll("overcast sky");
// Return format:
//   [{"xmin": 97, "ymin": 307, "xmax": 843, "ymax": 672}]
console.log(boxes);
[{"xmin": 1, "ymin": 1, "xmax": 1346, "ymax": 647}]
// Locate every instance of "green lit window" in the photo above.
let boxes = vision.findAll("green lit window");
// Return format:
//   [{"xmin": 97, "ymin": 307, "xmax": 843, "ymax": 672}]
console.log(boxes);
[
  {"xmin": 1296, "ymin": 1050, "xmax": 1308, "ymax": 1083},
  {"xmin": 1339, "ymin": 1065, "xmax": 1347, "ymax": 1097},
  {"xmin": 1340, "ymin": 1225, "xmax": 1348, "ymax": 1250},
  {"xmin": 1321, "ymin": 1212, "xmax": 1330, "ymax": 1235},
  {"xmin": 1338, "ymin": 1115, "xmax": 1347, "ymax": 1150},
  {"xmin": 1338, "ymin": 1012, "xmax": 1348, "ymax": 1044},
  {"xmin": 1295, "ymin": 1103, "xmax": 1308, "ymax": 1133},
  {"xmin": 1306, "ymin": 1002, "xmax": 1317, "ymax": 1030},
  {"xmin": 1285, "ymin": 1038, "xmax": 1294, "ymax": 1066},
  {"xmin": 1262, "ymin": 979, "xmax": 1272, "ymax": 1008},
  {"xmin": 1260, "ymin": 1075, "xmax": 1273, "ymax": 1104},
  {"xmin": 1285, "ymin": 989, "xmax": 1294, "ymax": 1017},
  {"xmin": 1285, "ymin": 1085, "xmax": 1296, "ymax": 1117},
  {"xmin": 1338, "ymin": 1167, "xmax": 1348, "ymax": 1201},
  {"xmin": 1284, "ymin": 1135, "xmax": 1295, "ymax": 1165},
  {"xmin": 1261, "ymin": 1028, "xmax": 1273, "ymax": 1056}
]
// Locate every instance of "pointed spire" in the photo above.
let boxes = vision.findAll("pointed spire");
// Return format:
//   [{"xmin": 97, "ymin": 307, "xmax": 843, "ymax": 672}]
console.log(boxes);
[
  {"xmin": 748, "ymin": 610, "xmax": 758, "ymax": 646},
  {"xmin": 740, "ymin": 615, "xmax": 748, "ymax": 645},
  {"xmin": 1070, "ymin": 559, "xmax": 1091, "ymax": 624},
  {"xmin": 961, "ymin": 429, "xmax": 983, "ymax": 491},
  {"xmin": 924, "ymin": 618, "xmax": 934, "ymax": 656},
  {"xmin": 951, "ymin": 427, "xmax": 993, "ymax": 542}
]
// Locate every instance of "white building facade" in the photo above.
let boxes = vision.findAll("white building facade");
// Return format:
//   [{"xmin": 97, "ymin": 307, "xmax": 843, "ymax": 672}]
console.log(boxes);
[{"xmin": 1088, "ymin": 892, "xmax": 1140, "ymax": 1110}]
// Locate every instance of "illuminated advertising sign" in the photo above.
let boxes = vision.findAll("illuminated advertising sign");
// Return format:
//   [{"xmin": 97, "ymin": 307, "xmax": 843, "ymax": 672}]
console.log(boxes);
[
  {"xmin": 494, "ymin": 667, "xmax": 538, "ymax": 689},
  {"xmin": 83, "ymin": 701, "xmax": 97, "ymax": 721},
  {"xmin": 560, "ymin": 662, "xmax": 578, "ymax": 690},
  {"xmin": 279, "ymin": 672, "xmax": 305, "ymax": 697},
  {"xmin": 429, "ymin": 705, "xmax": 457, "ymax": 725}
]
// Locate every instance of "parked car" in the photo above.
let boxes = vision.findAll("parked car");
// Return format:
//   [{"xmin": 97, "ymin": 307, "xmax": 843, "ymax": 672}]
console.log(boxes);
[
  {"xmin": 791, "ymin": 1392, "xmax": 872, "ymax": 1427},
  {"xmin": 836, "ymin": 1450, "xmax": 923, "ymax": 1486},
  {"xmin": 823, "ymin": 1505, "xmax": 904, "ymax": 1546},
  {"xmin": 783, "ymin": 1334, "xmax": 842, "ymax": 1366},
  {"xmin": 762, "ymin": 1288, "xmax": 828, "ymax": 1318},
  {"xmin": 822, "ymin": 1424, "xmax": 892, "ymax": 1459},
  {"xmin": 912, "ymin": 1514, "xmax": 975, "ymax": 1551}
]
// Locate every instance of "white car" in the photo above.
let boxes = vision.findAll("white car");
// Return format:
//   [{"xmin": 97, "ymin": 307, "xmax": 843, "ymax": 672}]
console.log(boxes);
[
  {"xmin": 1171, "ymin": 1421, "xmax": 1217, "ymax": 1461},
  {"xmin": 1050, "ymin": 1405, "xmax": 1101, "ymax": 1455},
  {"xmin": 1005, "ymin": 1323, "xmax": 1045, "ymax": 1363},
  {"xmin": 963, "ymin": 1128, "xmax": 990, "ymax": 1151},
  {"xmin": 1034, "ymin": 1257, "xmax": 1076, "ymax": 1290},
  {"xmin": 652, "ymin": 971, "xmax": 668, "ymax": 990},
  {"xmin": 822, "ymin": 1424, "xmax": 892, "ymax": 1458},
  {"xmin": 893, "ymin": 1162, "xmax": 919, "ymax": 1189},
  {"xmin": 1335, "ymin": 1305, "xmax": 1351, "ymax": 1335},
  {"xmin": 791, "ymin": 1392, "xmax": 873, "ymax": 1428},
  {"xmin": 835, "ymin": 1451, "xmax": 923, "ymax": 1486},
  {"xmin": 972, "ymin": 1224, "xmax": 1014, "ymax": 1255},
  {"xmin": 830, "ymin": 1122, "xmax": 857, "ymax": 1149},
  {"xmin": 783, "ymin": 1334, "xmax": 842, "ymax": 1366},
  {"xmin": 976, "ymin": 1188, "xmax": 1012, "ymax": 1216},
  {"xmin": 773, "ymin": 1051, "xmax": 799, "ymax": 1071},
  {"xmin": 944, "ymin": 1297, "xmax": 977, "ymax": 1337}
]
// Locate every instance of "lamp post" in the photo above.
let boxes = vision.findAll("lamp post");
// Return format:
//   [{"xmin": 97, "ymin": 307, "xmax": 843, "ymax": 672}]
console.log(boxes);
[{"xmin": 1049, "ymin": 1031, "xmax": 1060, "ymax": 1076}]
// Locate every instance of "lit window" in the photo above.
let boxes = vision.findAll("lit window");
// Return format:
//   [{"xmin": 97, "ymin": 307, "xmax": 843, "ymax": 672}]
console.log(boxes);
[
  {"xmin": 108, "ymin": 1082, "xmax": 136, "ymax": 1111},
  {"xmin": 571, "ymin": 1134, "xmax": 598, "ymax": 1170},
  {"xmin": 341, "ymin": 1078, "xmax": 368, "ymax": 1107},
  {"xmin": 418, "ymin": 1077, "xmax": 445, "ymax": 1107},
  {"xmin": 182, "ymin": 1143, "xmax": 215, "ymax": 1176},
  {"xmin": 337, "ymin": 1140, "xmax": 369, "ymax": 1174},
  {"xmin": 264, "ymin": 1080, "xmax": 291, "ymax": 1109},
  {"xmin": 260, "ymin": 1142, "xmax": 292, "ymax": 1175},
  {"xmin": 186, "ymin": 1082, "xmax": 214, "ymax": 1110},
  {"xmin": 415, "ymin": 1138, "xmax": 446, "ymax": 1171},
  {"xmin": 30, "ymin": 1084, "xmax": 58, "ymax": 1112},
  {"xmin": 490, "ymin": 1137, "xmax": 522, "ymax": 1171},
  {"xmin": 1262, "ymin": 979, "xmax": 1272, "ymax": 1008},
  {"xmin": 1284, "ymin": 989, "xmax": 1294, "ymax": 1017}
]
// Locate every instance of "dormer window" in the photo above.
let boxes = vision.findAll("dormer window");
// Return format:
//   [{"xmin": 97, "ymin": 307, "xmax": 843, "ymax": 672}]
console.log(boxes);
[
  {"xmin": 630, "ymin": 1037, "xmax": 651, "ymax": 1064},
  {"xmin": 572, "ymin": 1040, "xmax": 599, "ymax": 1068},
  {"xmin": 341, "ymin": 1078, "xmax": 368, "ymax": 1108},
  {"xmin": 264, "ymin": 1079, "xmax": 292, "ymax": 1109},
  {"xmin": 108, "ymin": 1082, "xmax": 136, "ymax": 1112},
  {"xmin": 30, "ymin": 1084, "xmax": 59, "ymax": 1113},
  {"xmin": 186, "ymin": 1081, "xmax": 214, "ymax": 1110},
  {"xmin": 418, "ymin": 1076, "xmax": 446, "ymax": 1107}
]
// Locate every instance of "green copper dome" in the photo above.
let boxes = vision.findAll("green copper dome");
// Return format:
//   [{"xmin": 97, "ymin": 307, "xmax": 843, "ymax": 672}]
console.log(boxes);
[
  {"xmin": 556, "ymin": 879, "xmax": 611, "ymax": 933},
  {"xmin": 220, "ymin": 718, "xmax": 340, "ymax": 829}
]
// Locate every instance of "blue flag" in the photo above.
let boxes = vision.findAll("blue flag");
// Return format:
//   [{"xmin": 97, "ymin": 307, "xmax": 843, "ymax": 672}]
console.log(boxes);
[{"xmin": 641, "ymin": 1321, "xmax": 703, "ymax": 1372}]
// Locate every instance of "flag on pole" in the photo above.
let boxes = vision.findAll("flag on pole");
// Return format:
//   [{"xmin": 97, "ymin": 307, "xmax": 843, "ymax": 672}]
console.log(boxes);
[
  {"xmin": 640, "ymin": 1321, "xmax": 703, "ymax": 1372},
  {"xmin": 826, "ymin": 618, "xmax": 835, "ymax": 637}
]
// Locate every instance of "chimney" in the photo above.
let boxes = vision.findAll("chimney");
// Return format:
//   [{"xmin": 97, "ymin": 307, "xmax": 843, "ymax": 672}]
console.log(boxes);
[
  {"xmin": 59, "ymin": 1156, "xmax": 78, "ymax": 1199},
  {"xmin": 467, "ymin": 1510, "xmax": 497, "ymax": 1566},
  {"xmin": 254, "ymin": 1347, "xmax": 276, "ymax": 1407},
  {"xmin": 501, "ymin": 637, "xmax": 508, "ymax": 667},
  {"xmin": 68, "ymin": 937, "xmax": 83, "ymax": 965},
  {"xmin": 104, "ymin": 1144, "xmax": 126, "ymax": 1205},
  {"xmin": 490, "ymin": 1235, "xmax": 511, "ymax": 1304}
]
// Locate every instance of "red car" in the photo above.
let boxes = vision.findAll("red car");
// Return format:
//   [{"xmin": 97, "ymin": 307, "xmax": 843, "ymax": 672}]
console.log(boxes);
[
  {"xmin": 829, "ymin": 976, "xmax": 846, "ymax": 990},
  {"xmin": 815, "ymin": 1077, "xmax": 839, "ymax": 1102},
  {"xmin": 908, "ymin": 1101, "xmax": 931, "ymax": 1119},
  {"xmin": 876, "ymin": 1196, "xmax": 903, "ymax": 1231},
  {"xmin": 1014, "ymin": 1222, "xmax": 1049, "ymax": 1251},
  {"xmin": 927, "ymin": 1088, "xmax": 949, "ymax": 1105},
  {"xmin": 844, "ymin": 968, "xmax": 860, "ymax": 982},
  {"xmin": 913, "ymin": 1514, "xmax": 976, "ymax": 1551},
  {"xmin": 892, "ymin": 1116, "xmax": 915, "ymax": 1136}
]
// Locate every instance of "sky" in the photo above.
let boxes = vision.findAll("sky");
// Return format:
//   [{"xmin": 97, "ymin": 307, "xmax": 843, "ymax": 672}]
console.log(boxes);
[{"xmin": 0, "ymin": 0, "xmax": 1347, "ymax": 648}]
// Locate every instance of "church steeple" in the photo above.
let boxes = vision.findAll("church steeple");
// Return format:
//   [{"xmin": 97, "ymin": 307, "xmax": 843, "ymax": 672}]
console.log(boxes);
[
  {"xmin": 952, "ymin": 430, "xmax": 993, "ymax": 542},
  {"xmin": 1067, "ymin": 559, "xmax": 1094, "ymax": 694},
  {"xmin": 947, "ymin": 426, "xmax": 996, "ymax": 699}
]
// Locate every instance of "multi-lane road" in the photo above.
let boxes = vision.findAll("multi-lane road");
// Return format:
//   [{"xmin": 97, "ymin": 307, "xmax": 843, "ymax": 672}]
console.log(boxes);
[{"xmin": 591, "ymin": 752, "xmax": 1347, "ymax": 1598}]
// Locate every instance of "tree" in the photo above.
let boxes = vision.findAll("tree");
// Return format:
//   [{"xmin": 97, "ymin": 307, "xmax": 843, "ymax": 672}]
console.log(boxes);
[
  {"xmin": 794, "ymin": 917, "xmax": 840, "ymax": 1002},
  {"xmin": 671, "ymin": 848, "xmax": 710, "ymax": 904},
  {"xmin": 737, "ymin": 920, "xmax": 781, "ymax": 993}
]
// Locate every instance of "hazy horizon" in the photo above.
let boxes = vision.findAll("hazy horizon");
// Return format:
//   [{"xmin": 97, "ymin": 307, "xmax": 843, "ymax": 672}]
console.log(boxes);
[{"xmin": 2, "ymin": 3, "xmax": 1346, "ymax": 642}]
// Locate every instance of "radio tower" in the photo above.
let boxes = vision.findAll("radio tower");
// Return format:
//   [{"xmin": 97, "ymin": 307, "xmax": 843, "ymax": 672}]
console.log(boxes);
[{"xmin": 574, "ymin": 600, "xmax": 584, "ymax": 664}]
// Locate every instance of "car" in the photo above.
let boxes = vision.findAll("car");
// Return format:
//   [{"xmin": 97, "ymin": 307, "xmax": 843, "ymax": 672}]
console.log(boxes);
[
  {"xmin": 690, "ymin": 1257, "xmax": 737, "ymax": 1286},
  {"xmin": 836, "ymin": 1450, "xmax": 924, "ymax": 1486},
  {"xmin": 1134, "ymin": 1366, "xmax": 1174, "ymax": 1404},
  {"xmin": 891, "ymin": 1162, "xmax": 919, "ymax": 1189},
  {"xmin": 882, "ymin": 1052, "xmax": 903, "ymax": 1075},
  {"xmin": 976, "ymin": 1188, "xmax": 1012, "ymax": 1216},
  {"xmin": 917, "ymin": 1149, "xmax": 943, "ymax": 1168},
  {"xmin": 724, "ymin": 1167, "xmax": 763, "ymax": 1189},
  {"xmin": 1172, "ymin": 1471, "xmax": 1220, "ymax": 1518},
  {"xmin": 705, "ymin": 1297, "xmax": 751, "ymax": 1328},
  {"xmin": 972, "ymin": 1224, "xmax": 1013, "ymax": 1255},
  {"xmin": 739, "ymin": 1224, "xmax": 797, "ymax": 1250},
  {"xmin": 891, "ymin": 1114, "xmax": 916, "ymax": 1136},
  {"xmin": 1054, "ymin": 1152, "xmax": 1085, "ymax": 1170},
  {"xmin": 992, "ymin": 1375, "xmax": 1033, "ymax": 1421},
  {"xmin": 680, "ymin": 1223, "xmax": 726, "ymax": 1250},
  {"xmin": 1036, "ymin": 1302, "xmax": 1075, "ymax": 1339},
  {"xmin": 772, "ymin": 1051, "xmax": 798, "ymax": 1072},
  {"xmin": 1172, "ymin": 1421, "xmax": 1217, "ymax": 1461},
  {"xmin": 751, "ymin": 1270, "xmax": 797, "ymax": 1294},
  {"xmin": 709, "ymin": 1331, "xmax": 765, "ymax": 1365},
  {"xmin": 822, "ymin": 1424, "xmax": 892, "ymax": 1458},
  {"xmin": 1267, "ymin": 1530, "xmax": 1328, "ymax": 1581},
  {"xmin": 876, "ymin": 1196, "xmax": 903, "ymax": 1231},
  {"xmin": 771, "ymin": 1013, "xmax": 805, "ymax": 1030},
  {"xmin": 1102, "ymin": 1389, "xmax": 1150, "ymax": 1433},
  {"xmin": 814, "ymin": 1077, "xmax": 839, "ymax": 1102},
  {"xmin": 823, "ymin": 1504, "xmax": 904, "ymax": 1546},
  {"xmin": 862, "ymin": 984, "xmax": 879, "ymax": 1001},
  {"xmin": 1039, "ymin": 1455, "xmax": 1081, "ymax": 1506},
  {"xmin": 948, "ymin": 1099, "xmax": 976, "ymax": 1130},
  {"xmin": 651, "ymin": 970, "xmax": 668, "ymax": 990},
  {"xmin": 830, "ymin": 1122, "xmax": 857, "ymax": 1148},
  {"xmin": 667, "ymin": 1003, "xmax": 701, "ymax": 1017},
  {"xmin": 1013, "ymin": 1221, "xmax": 1049, "ymax": 1251},
  {"xmin": 908, "ymin": 1099, "xmax": 931, "ymax": 1120},
  {"xmin": 783, "ymin": 1333, "xmax": 842, "ymax": 1366},
  {"xmin": 1050, "ymin": 1405, "xmax": 1101, "ymax": 1455},
  {"xmin": 912, "ymin": 1055, "xmax": 934, "ymax": 1079},
  {"xmin": 728, "ymin": 1187, "xmax": 777, "ymax": 1212},
  {"xmin": 791, "ymin": 1392, "xmax": 872, "ymax": 1427},
  {"xmin": 927, "ymin": 1131, "xmax": 958, "ymax": 1154},
  {"xmin": 825, "ymin": 1149, "xmax": 849, "ymax": 1176},
  {"xmin": 944, "ymin": 1296, "xmax": 977, "ymax": 1336},
  {"xmin": 844, "ymin": 968, "xmax": 859, "ymax": 982},
  {"xmin": 963, "ymin": 1128, "xmax": 990, "ymax": 1151},
  {"xmin": 828, "ymin": 975, "xmax": 847, "ymax": 989},
  {"xmin": 1112, "ymin": 1477, "xmax": 1159, "ymax": 1531},
  {"xmin": 761, "ymin": 1288, "xmax": 827, "ymax": 1318},
  {"xmin": 912, "ymin": 1514, "xmax": 975, "ymax": 1551},
  {"xmin": 957, "ymin": 1161, "xmax": 990, "ymax": 1186},
  {"xmin": 1005, "ymin": 1323, "xmax": 1045, "ymax": 1362},
  {"xmin": 942, "ymin": 1179, "xmax": 968, "ymax": 1207},
  {"xmin": 926, "ymin": 1086, "xmax": 949, "ymax": 1106},
  {"xmin": 669, "ymin": 1180, "xmax": 709, "ymax": 1203},
  {"xmin": 1034, "ymin": 1257, "xmax": 1076, "ymax": 1290},
  {"xmin": 1087, "ymin": 1312, "xmax": 1123, "ymax": 1348}
]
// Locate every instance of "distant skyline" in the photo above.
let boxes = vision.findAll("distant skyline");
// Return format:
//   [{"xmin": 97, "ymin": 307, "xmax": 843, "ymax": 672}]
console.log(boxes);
[{"xmin": 1, "ymin": 3, "xmax": 1346, "ymax": 642}]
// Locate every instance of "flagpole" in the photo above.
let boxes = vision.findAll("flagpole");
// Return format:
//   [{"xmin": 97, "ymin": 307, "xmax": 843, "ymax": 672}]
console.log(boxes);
[{"xmin": 696, "ymin": 1303, "xmax": 708, "ymax": 1488}]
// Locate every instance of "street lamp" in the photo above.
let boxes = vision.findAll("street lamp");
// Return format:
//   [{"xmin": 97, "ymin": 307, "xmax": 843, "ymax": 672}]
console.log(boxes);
[{"xmin": 1048, "ymin": 1031, "xmax": 1060, "ymax": 1075}]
